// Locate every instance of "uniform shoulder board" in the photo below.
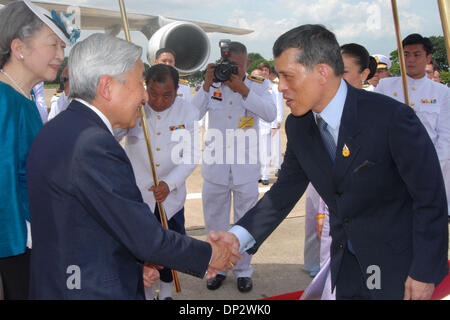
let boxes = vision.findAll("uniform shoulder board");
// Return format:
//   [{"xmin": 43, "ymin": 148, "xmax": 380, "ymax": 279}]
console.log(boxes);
[
  {"xmin": 179, "ymin": 79, "xmax": 189, "ymax": 86},
  {"xmin": 247, "ymin": 75, "xmax": 264, "ymax": 83},
  {"xmin": 362, "ymin": 83, "xmax": 370, "ymax": 88},
  {"xmin": 54, "ymin": 92, "xmax": 62, "ymax": 97},
  {"xmin": 270, "ymin": 79, "xmax": 279, "ymax": 84}
]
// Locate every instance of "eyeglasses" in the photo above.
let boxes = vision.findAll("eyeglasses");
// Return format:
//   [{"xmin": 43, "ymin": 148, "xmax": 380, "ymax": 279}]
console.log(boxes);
[{"xmin": 61, "ymin": 77, "xmax": 69, "ymax": 83}]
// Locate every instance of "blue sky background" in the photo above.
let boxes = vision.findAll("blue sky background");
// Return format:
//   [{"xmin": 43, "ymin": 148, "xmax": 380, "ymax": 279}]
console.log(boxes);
[{"xmin": 18, "ymin": 0, "xmax": 449, "ymax": 64}]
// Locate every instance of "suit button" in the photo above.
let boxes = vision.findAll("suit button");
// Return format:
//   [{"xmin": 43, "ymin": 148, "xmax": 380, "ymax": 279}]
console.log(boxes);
[
  {"xmin": 335, "ymin": 191, "xmax": 342, "ymax": 197},
  {"xmin": 339, "ymin": 244, "xmax": 344, "ymax": 249},
  {"xmin": 343, "ymin": 218, "xmax": 349, "ymax": 225}
]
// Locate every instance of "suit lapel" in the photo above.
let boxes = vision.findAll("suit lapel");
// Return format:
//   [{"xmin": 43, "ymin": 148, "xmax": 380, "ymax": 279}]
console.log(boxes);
[
  {"xmin": 294, "ymin": 112, "xmax": 334, "ymax": 190},
  {"xmin": 333, "ymin": 85, "xmax": 361, "ymax": 186}
]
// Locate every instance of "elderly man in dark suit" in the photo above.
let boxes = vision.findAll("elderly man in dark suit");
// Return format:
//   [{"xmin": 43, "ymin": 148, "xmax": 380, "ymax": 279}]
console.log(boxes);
[
  {"xmin": 210, "ymin": 25, "xmax": 449, "ymax": 300},
  {"xmin": 27, "ymin": 33, "xmax": 238, "ymax": 300}
]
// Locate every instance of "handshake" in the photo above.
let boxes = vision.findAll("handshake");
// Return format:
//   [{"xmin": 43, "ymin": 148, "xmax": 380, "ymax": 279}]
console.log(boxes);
[{"xmin": 206, "ymin": 231, "xmax": 243, "ymax": 279}]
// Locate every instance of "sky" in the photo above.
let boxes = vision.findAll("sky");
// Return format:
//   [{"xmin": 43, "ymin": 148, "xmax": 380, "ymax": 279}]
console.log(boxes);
[{"xmin": 10, "ymin": 0, "xmax": 448, "ymax": 64}]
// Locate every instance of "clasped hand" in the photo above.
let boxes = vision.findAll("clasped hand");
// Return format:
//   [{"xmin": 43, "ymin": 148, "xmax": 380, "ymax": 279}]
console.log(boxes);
[{"xmin": 205, "ymin": 231, "xmax": 243, "ymax": 279}]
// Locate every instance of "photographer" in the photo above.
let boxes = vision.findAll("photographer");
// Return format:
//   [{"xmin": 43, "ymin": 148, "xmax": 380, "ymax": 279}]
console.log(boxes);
[{"xmin": 192, "ymin": 41, "xmax": 276, "ymax": 293}]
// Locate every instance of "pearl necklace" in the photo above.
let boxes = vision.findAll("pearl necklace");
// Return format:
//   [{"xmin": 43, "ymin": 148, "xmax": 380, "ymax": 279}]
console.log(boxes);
[{"xmin": 0, "ymin": 69, "xmax": 30, "ymax": 99}]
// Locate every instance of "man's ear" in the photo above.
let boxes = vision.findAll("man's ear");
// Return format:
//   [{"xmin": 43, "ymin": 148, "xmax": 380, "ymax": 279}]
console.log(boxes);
[
  {"xmin": 316, "ymin": 63, "xmax": 332, "ymax": 85},
  {"xmin": 97, "ymin": 75, "xmax": 114, "ymax": 101},
  {"xmin": 426, "ymin": 54, "xmax": 432, "ymax": 65}
]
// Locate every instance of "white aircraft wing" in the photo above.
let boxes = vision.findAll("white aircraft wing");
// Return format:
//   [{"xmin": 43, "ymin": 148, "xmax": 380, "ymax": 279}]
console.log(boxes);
[{"xmin": 0, "ymin": 0, "xmax": 253, "ymax": 38}]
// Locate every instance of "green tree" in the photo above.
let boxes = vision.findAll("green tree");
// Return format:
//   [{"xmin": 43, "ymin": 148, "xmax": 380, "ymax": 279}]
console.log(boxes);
[
  {"xmin": 440, "ymin": 71, "xmax": 450, "ymax": 86},
  {"xmin": 429, "ymin": 36, "xmax": 448, "ymax": 71}
]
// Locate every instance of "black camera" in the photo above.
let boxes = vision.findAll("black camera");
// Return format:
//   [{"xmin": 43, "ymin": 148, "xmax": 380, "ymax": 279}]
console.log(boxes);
[{"xmin": 213, "ymin": 40, "xmax": 238, "ymax": 83}]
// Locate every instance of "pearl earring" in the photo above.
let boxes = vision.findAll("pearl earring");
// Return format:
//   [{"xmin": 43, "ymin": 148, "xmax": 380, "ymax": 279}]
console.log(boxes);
[{"xmin": 19, "ymin": 54, "xmax": 24, "ymax": 59}]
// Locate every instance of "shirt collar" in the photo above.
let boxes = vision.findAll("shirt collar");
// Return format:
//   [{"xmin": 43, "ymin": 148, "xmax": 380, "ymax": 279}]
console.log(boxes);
[
  {"xmin": 75, "ymin": 98, "xmax": 113, "ymax": 135},
  {"xmin": 407, "ymin": 74, "xmax": 428, "ymax": 84},
  {"xmin": 313, "ymin": 78, "xmax": 348, "ymax": 131}
]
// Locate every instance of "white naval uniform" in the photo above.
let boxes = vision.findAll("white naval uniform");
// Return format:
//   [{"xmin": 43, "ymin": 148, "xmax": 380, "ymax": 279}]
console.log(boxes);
[
  {"xmin": 269, "ymin": 78, "xmax": 284, "ymax": 172},
  {"xmin": 192, "ymin": 75, "xmax": 276, "ymax": 277},
  {"xmin": 363, "ymin": 84, "xmax": 375, "ymax": 92},
  {"xmin": 48, "ymin": 91, "xmax": 70, "ymax": 121},
  {"xmin": 122, "ymin": 97, "xmax": 199, "ymax": 221},
  {"xmin": 177, "ymin": 79, "xmax": 192, "ymax": 103},
  {"xmin": 259, "ymin": 78, "xmax": 277, "ymax": 180},
  {"xmin": 32, "ymin": 82, "xmax": 48, "ymax": 123},
  {"xmin": 375, "ymin": 75, "xmax": 450, "ymax": 215}
]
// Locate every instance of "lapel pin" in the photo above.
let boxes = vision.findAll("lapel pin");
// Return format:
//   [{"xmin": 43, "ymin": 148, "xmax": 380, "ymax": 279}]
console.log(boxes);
[{"xmin": 342, "ymin": 144, "xmax": 350, "ymax": 157}]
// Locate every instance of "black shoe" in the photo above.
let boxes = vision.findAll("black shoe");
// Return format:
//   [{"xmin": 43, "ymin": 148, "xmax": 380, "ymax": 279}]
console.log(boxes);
[
  {"xmin": 261, "ymin": 179, "xmax": 269, "ymax": 185},
  {"xmin": 207, "ymin": 274, "xmax": 226, "ymax": 290},
  {"xmin": 237, "ymin": 277, "xmax": 253, "ymax": 293},
  {"xmin": 155, "ymin": 295, "xmax": 173, "ymax": 300}
]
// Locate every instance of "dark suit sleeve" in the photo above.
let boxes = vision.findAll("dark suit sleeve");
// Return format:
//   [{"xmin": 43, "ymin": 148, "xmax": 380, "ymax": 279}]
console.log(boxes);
[
  {"xmin": 72, "ymin": 128, "xmax": 212, "ymax": 278},
  {"xmin": 389, "ymin": 104, "xmax": 449, "ymax": 285},
  {"xmin": 236, "ymin": 116, "xmax": 310, "ymax": 254}
]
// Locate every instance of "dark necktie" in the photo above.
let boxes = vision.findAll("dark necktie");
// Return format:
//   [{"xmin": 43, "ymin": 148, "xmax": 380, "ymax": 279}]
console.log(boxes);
[{"xmin": 316, "ymin": 115, "xmax": 336, "ymax": 163}]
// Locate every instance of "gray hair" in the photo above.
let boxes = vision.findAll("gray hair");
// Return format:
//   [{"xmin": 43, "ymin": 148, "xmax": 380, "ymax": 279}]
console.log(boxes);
[
  {"xmin": 0, "ymin": 1, "xmax": 44, "ymax": 68},
  {"xmin": 68, "ymin": 33, "xmax": 143, "ymax": 101}
]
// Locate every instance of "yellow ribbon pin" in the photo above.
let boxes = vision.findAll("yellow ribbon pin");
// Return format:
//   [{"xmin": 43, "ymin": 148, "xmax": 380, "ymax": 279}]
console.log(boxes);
[{"xmin": 342, "ymin": 144, "xmax": 350, "ymax": 157}]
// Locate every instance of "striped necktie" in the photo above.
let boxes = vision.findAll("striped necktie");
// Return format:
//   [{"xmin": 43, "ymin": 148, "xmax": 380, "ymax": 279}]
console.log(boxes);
[{"xmin": 316, "ymin": 115, "xmax": 336, "ymax": 163}]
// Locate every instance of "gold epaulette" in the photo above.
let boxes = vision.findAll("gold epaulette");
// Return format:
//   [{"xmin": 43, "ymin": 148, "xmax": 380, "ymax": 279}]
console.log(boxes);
[
  {"xmin": 247, "ymin": 75, "xmax": 264, "ymax": 83},
  {"xmin": 179, "ymin": 79, "xmax": 189, "ymax": 86},
  {"xmin": 362, "ymin": 83, "xmax": 370, "ymax": 88},
  {"xmin": 271, "ymin": 79, "xmax": 279, "ymax": 84},
  {"xmin": 54, "ymin": 92, "xmax": 62, "ymax": 97}
]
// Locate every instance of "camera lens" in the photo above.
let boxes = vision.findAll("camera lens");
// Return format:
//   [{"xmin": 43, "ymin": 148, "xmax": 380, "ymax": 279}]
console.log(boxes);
[{"xmin": 214, "ymin": 63, "xmax": 233, "ymax": 82}]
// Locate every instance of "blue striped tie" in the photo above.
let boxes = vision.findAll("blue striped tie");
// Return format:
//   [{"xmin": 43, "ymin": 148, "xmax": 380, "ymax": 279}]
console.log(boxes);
[{"xmin": 316, "ymin": 115, "xmax": 336, "ymax": 163}]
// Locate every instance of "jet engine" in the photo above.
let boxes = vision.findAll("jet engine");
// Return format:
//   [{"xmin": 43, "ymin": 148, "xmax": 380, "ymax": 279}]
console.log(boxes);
[{"xmin": 147, "ymin": 21, "xmax": 210, "ymax": 75}]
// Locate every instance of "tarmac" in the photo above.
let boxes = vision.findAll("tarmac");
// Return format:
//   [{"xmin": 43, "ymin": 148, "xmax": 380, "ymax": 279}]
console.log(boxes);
[{"xmin": 42, "ymin": 88, "xmax": 450, "ymax": 301}]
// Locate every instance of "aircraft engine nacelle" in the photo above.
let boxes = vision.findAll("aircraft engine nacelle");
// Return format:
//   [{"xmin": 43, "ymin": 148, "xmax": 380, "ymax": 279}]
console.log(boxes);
[{"xmin": 147, "ymin": 21, "xmax": 210, "ymax": 75}]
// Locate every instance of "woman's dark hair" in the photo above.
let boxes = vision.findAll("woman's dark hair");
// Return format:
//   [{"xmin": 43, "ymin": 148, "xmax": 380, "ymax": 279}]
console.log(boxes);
[
  {"xmin": 367, "ymin": 56, "xmax": 377, "ymax": 80},
  {"xmin": 341, "ymin": 43, "xmax": 377, "ymax": 80}
]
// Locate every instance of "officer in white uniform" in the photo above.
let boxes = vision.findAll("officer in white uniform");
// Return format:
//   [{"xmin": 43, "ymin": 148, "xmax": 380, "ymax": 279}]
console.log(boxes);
[
  {"xmin": 116, "ymin": 65, "xmax": 200, "ymax": 300},
  {"xmin": 192, "ymin": 41, "xmax": 276, "ymax": 293},
  {"xmin": 48, "ymin": 65, "xmax": 70, "ymax": 121},
  {"xmin": 365, "ymin": 54, "xmax": 391, "ymax": 91},
  {"xmin": 268, "ymin": 68, "xmax": 284, "ymax": 177},
  {"xmin": 375, "ymin": 34, "xmax": 450, "ymax": 218},
  {"xmin": 251, "ymin": 66, "xmax": 273, "ymax": 185}
]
